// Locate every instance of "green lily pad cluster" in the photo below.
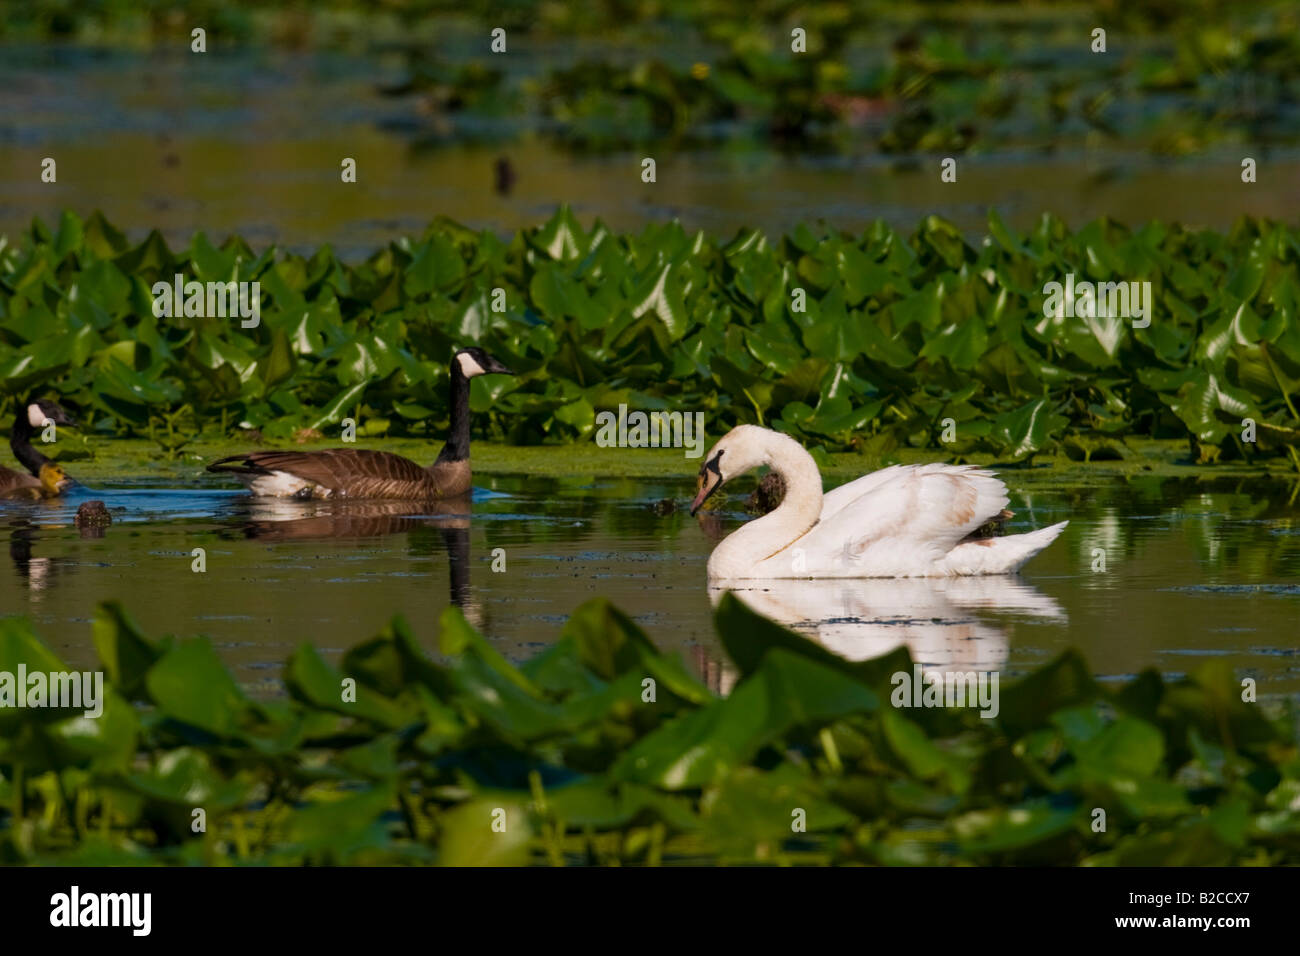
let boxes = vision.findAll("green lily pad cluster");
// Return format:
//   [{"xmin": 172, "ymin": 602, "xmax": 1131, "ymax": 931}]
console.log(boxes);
[
  {"xmin": 1, "ymin": 208, "xmax": 1297, "ymax": 465},
  {"xmin": 0, "ymin": 596, "xmax": 1296, "ymax": 865}
]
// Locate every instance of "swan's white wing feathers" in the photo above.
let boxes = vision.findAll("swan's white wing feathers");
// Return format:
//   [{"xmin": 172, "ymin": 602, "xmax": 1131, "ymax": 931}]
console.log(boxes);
[
  {"xmin": 801, "ymin": 464, "xmax": 1010, "ymax": 568},
  {"xmin": 820, "ymin": 463, "xmax": 912, "ymax": 521}
]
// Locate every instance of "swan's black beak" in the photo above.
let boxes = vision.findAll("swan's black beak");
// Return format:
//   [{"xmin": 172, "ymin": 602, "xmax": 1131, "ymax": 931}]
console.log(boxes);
[{"xmin": 690, "ymin": 452, "xmax": 725, "ymax": 516}]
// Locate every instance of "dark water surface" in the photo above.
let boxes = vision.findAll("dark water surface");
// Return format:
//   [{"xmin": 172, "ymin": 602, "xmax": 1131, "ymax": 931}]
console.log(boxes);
[
  {"xmin": 2, "ymin": 473, "xmax": 1296, "ymax": 702},
  {"xmin": 5, "ymin": 45, "xmax": 1300, "ymax": 255}
]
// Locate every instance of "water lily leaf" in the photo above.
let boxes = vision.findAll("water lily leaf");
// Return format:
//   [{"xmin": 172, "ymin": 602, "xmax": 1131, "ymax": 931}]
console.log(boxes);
[
  {"xmin": 1196, "ymin": 303, "xmax": 1262, "ymax": 366},
  {"xmin": 530, "ymin": 205, "xmax": 587, "ymax": 262},
  {"xmin": 441, "ymin": 604, "xmax": 546, "ymax": 698},
  {"xmin": 882, "ymin": 709, "xmax": 971, "ymax": 793},
  {"xmin": 920, "ymin": 318, "xmax": 989, "ymax": 370},
  {"xmin": 1072, "ymin": 716, "xmax": 1165, "ymax": 779},
  {"xmin": 308, "ymin": 381, "xmax": 369, "ymax": 430},
  {"xmin": 121, "ymin": 747, "xmax": 248, "ymax": 809},
  {"xmin": 998, "ymin": 649, "xmax": 1100, "ymax": 738},
  {"xmin": 1096, "ymin": 823, "xmax": 1236, "ymax": 866},
  {"xmin": 282, "ymin": 783, "xmax": 400, "ymax": 863},
  {"xmin": 1224, "ymin": 240, "xmax": 1267, "ymax": 302},
  {"xmin": 987, "ymin": 208, "xmax": 1031, "ymax": 258},
  {"xmin": 1164, "ymin": 369, "xmax": 1258, "ymax": 443},
  {"xmin": 284, "ymin": 643, "xmax": 411, "ymax": 729},
  {"xmin": 701, "ymin": 764, "xmax": 852, "ymax": 853},
  {"xmin": 988, "ymin": 398, "xmax": 1068, "ymax": 459},
  {"xmin": 892, "ymin": 282, "xmax": 943, "ymax": 333},
  {"xmin": 612, "ymin": 648, "xmax": 879, "ymax": 790},
  {"xmin": 955, "ymin": 800, "xmax": 1078, "ymax": 855},
  {"xmin": 82, "ymin": 210, "xmax": 129, "ymax": 258},
  {"xmin": 259, "ymin": 327, "xmax": 296, "ymax": 393},
  {"xmin": 838, "ymin": 245, "xmax": 897, "ymax": 304},
  {"xmin": 715, "ymin": 591, "xmax": 908, "ymax": 691},
  {"xmin": 915, "ymin": 215, "xmax": 969, "ymax": 269},
  {"xmin": 438, "ymin": 799, "xmax": 532, "ymax": 866},
  {"xmin": 44, "ymin": 689, "xmax": 139, "ymax": 769},
  {"xmin": 561, "ymin": 598, "xmax": 710, "ymax": 704},
  {"xmin": 630, "ymin": 262, "xmax": 689, "ymax": 342},
  {"xmin": 75, "ymin": 260, "xmax": 131, "ymax": 317},
  {"xmin": 112, "ymin": 229, "xmax": 173, "ymax": 279},
  {"xmin": 403, "ymin": 235, "xmax": 465, "ymax": 297},
  {"xmin": 546, "ymin": 779, "xmax": 698, "ymax": 831},
  {"xmin": 92, "ymin": 601, "xmax": 166, "ymax": 700},
  {"xmin": 189, "ymin": 232, "xmax": 237, "ymax": 281},
  {"xmin": 145, "ymin": 638, "xmax": 252, "ymax": 738},
  {"xmin": 0, "ymin": 617, "xmax": 83, "ymax": 728}
]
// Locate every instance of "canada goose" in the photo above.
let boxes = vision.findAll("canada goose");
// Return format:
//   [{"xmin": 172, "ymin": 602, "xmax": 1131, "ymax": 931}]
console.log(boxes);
[
  {"xmin": 0, "ymin": 399, "xmax": 76, "ymax": 500},
  {"xmin": 691, "ymin": 425, "xmax": 1068, "ymax": 578},
  {"xmin": 208, "ymin": 347, "xmax": 514, "ymax": 498}
]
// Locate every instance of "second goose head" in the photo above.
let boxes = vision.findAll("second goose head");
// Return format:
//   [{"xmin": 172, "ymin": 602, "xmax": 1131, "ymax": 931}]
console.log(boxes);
[
  {"xmin": 24, "ymin": 398, "xmax": 76, "ymax": 431},
  {"xmin": 453, "ymin": 347, "xmax": 513, "ymax": 379}
]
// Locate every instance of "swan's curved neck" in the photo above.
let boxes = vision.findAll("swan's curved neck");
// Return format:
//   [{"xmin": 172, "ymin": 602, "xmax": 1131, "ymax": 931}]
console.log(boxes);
[{"xmin": 709, "ymin": 434, "xmax": 823, "ymax": 577}]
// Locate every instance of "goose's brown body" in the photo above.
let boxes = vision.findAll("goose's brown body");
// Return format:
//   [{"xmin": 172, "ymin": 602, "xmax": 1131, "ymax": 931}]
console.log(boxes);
[
  {"xmin": 0, "ymin": 468, "xmax": 48, "ymax": 499},
  {"xmin": 207, "ymin": 448, "xmax": 470, "ymax": 500},
  {"xmin": 207, "ymin": 347, "xmax": 512, "ymax": 500}
]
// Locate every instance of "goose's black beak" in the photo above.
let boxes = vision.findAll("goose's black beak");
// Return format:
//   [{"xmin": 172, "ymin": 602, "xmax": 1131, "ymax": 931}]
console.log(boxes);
[
  {"xmin": 485, "ymin": 355, "xmax": 514, "ymax": 375},
  {"xmin": 41, "ymin": 406, "xmax": 76, "ymax": 427}
]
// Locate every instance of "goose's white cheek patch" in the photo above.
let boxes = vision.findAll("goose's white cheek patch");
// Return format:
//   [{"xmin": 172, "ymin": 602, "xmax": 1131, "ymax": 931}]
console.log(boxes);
[
  {"xmin": 28, "ymin": 404, "xmax": 48, "ymax": 428},
  {"xmin": 456, "ymin": 352, "xmax": 487, "ymax": 377},
  {"xmin": 250, "ymin": 471, "xmax": 315, "ymax": 498}
]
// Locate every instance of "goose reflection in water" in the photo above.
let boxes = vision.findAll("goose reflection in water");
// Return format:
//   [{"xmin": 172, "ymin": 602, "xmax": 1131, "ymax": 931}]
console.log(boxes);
[
  {"xmin": 7, "ymin": 502, "xmax": 102, "ymax": 596},
  {"xmin": 9, "ymin": 515, "xmax": 55, "ymax": 594},
  {"xmin": 229, "ymin": 495, "xmax": 481, "ymax": 626},
  {"xmin": 697, "ymin": 576, "xmax": 1066, "ymax": 696}
]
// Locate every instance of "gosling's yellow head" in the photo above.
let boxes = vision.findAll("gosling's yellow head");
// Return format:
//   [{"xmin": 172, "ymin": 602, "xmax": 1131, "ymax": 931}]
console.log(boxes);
[{"xmin": 38, "ymin": 463, "xmax": 73, "ymax": 497}]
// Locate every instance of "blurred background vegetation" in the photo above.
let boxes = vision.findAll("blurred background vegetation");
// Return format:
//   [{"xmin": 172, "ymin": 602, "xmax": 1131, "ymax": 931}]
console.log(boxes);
[
  {"xmin": 5, "ymin": 0, "xmax": 1298, "ymax": 157},
  {"xmin": 3, "ymin": 0, "xmax": 1298, "ymax": 248}
]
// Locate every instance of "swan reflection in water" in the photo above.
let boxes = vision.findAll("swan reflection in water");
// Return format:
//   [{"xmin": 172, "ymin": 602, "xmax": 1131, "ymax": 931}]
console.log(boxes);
[
  {"xmin": 228, "ymin": 494, "xmax": 482, "ymax": 625},
  {"xmin": 697, "ymin": 576, "xmax": 1066, "ymax": 696}
]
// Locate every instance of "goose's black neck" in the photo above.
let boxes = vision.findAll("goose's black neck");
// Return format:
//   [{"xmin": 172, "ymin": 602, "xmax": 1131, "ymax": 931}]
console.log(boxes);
[
  {"xmin": 11, "ymin": 406, "xmax": 49, "ymax": 476},
  {"xmin": 434, "ymin": 363, "xmax": 472, "ymax": 464}
]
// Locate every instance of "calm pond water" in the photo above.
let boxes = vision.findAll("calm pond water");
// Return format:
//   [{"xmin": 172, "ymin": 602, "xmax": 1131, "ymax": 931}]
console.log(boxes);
[{"xmin": 2, "ymin": 472, "xmax": 1297, "ymax": 703}]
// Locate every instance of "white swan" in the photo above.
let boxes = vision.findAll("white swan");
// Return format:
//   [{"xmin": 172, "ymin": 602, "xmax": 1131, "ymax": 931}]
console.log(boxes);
[{"xmin": 690, "ymin": 425, "xmax": 1068, "ymax": 579}]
